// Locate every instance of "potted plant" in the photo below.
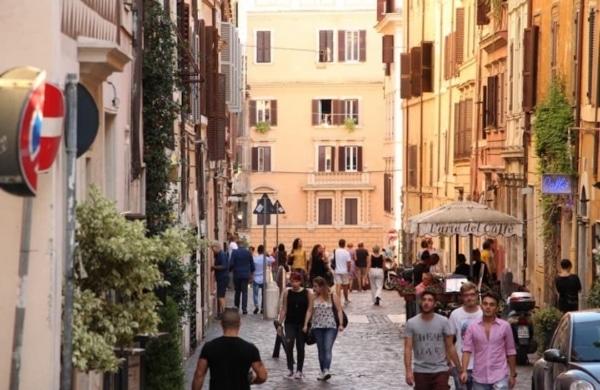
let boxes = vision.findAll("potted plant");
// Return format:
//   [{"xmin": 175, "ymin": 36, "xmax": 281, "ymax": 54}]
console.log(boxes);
[
  {"xmin": 344, "ymin": 117, "xmax": 357, "ymax": 132},
  {"xmin": 255, "ymin": 121, "xmax": 271, "ymax": 134},
  {"xmin": 533, "ymin": 306, "xmax": 562, "ymax": 353}
]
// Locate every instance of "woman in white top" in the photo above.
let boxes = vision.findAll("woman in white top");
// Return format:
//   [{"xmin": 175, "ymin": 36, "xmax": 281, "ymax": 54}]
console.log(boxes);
[{"xmin": 303, "ymin": 276, "xmax": 344, "ymax": 381}]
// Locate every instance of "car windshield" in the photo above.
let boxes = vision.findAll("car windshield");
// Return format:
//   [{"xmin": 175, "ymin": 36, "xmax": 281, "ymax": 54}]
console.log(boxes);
[{"xmin": 571, "ymin": 320, "xmax": 600, "ymax": 363}]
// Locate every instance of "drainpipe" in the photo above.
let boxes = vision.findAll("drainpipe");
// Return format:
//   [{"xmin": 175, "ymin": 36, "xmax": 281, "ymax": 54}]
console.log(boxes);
[
  {"xmin": 404, "ymin": 0, "xmax": 411, "ymax": 265},
  {"xmin": 419, "ymin": 0, "xmax": 425, "ymax": 213}
]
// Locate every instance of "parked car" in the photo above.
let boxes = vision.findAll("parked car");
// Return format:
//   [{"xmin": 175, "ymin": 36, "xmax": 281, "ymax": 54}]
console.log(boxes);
[{"xmin": 532, "ymin": 310, "xmax": 600, "ymax": 390}]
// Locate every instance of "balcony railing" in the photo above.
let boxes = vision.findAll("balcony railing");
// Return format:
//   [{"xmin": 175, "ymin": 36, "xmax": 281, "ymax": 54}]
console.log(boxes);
[
  {"xmin": 308, "ymin": 171, "xmax": 370, "ymax": 185},
  {"xmin": 313, "ymin": 113, "xmax": 359, "ymax": 126},
  {"xmin": 62, "ymin": 0, "xmax": 120, "ymax": 42}
]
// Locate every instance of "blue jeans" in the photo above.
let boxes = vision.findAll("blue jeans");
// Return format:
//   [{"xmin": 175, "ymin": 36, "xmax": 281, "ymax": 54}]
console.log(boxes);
[
  {"xmin": 252, "ymin": 281, "xmax": 263, "ymax": 309},
  {"xmin": 312, "ymin": 327, "xmax": 337, "ymax": 372},
  {"xmin": 451, "ymin": 367, "xmax": 473, "ymax": 390},
  {"xmin": 473, "ymin": 376, "xmax": 509, "ymax": 390}
]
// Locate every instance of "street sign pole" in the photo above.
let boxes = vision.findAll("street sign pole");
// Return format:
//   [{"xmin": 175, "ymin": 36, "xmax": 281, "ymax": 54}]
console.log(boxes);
[
  {"xmin": 275, "ymin": 207, "xmax": 279, "ymax": 249},
  {"xmin": 262, "ymin": 194, "xmax": 268, "ymax": 320}
]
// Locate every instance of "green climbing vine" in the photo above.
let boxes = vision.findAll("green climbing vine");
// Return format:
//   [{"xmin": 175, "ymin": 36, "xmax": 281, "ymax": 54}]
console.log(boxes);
[
  {"xmin": 533, "ymin": 78, "xmax": 574, "ymax": 305},
  {"xmin": 143, "ymin": 0, "xmax": 180, "ymax": 236}
]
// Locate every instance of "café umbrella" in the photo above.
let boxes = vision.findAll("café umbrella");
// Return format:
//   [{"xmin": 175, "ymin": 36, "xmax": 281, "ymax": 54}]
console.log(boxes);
[{"xmin": 407, "ymin": 201, "xmax": 523, "ymax": 281}]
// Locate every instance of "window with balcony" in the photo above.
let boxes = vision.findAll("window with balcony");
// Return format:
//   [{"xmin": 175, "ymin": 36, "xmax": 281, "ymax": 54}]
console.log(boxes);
[
  {"xmin": 318, "ymin": 198, "xmax": 333, "ymax": 225},
  {"xmin": 311, "ymin": 99, "xmax": 359, "ymax": 126},
  {"xmin": 344, "ymin": 198, "xmax": 358, "ymax": 225},
  {"xmin": 319, "ymin": 30, "xmax": 334, "ymax": 62},
  {"xmin": 251, "ymin": 146, "xmax": 271, "ymax": 172},
  {"xmin": 318, "ymin": 146, "xmax": 336, "ymax": 172}
]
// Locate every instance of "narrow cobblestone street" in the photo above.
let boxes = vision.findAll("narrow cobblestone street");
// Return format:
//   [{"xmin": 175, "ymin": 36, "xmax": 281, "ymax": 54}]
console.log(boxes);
[{"xmin": 185, "ymin": 289, "xmax": 534, "ymax": 389}]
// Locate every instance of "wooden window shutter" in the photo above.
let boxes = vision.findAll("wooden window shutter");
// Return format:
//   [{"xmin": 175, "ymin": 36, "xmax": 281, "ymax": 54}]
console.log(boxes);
[
  {"xmin": 408, "ymin": 145, "xmax": 418, "ymax": 187},
  {"xmin": 338, "ymin": 30, "xmax": 346, "ymax": 62},
  {"xmin": 458, "ymin": 100, "xmax": 465, "ymax": 157},
  {"xmin": 410, "ymin": 46, "xmax": 422, "ymax": 96},
  {"xmin": 318, "ymin": 199, "xmax": 332, "ymax": 225},
  {"xmin": 382, "ymin": 35, "xmax": 394, "ymax": 63},
  {"xmin": 384, "ymin": 173, "xmax": 392, "ymax": 212},
  {"xmin": 522, "ymin": 26, "xmax": 539, "ymax": 111},
  {"xmin": 199, "ymin": 19, "xmax": 207, "ymax": 116},
  {"xmin": 444, "ymin": 35, "xmax": 450, "ymax": 80},
  {"xmin": 311, "ymin": 99, "xmax": 319, "ymax": 125},
  {"xmin": 345, "ymin": 198, "xmax": 358, "ymax": 225},
  {"xmin": 357, "ymin": 146, "xmax": 363, "ymax": 172},
  {"xmin": 589, "ymin": 10, "xmax": 597, "ymax": 104},
  {"xmin": 251, "ymin": 147, "xmax": 258, "ymax": 171},
  {"xmin": 455, "ymin": 8, "xmax": 465, "ymax": 65},
  {"xmin": 318, "ymin": 146, "xmax": 325, "ymax": 172},
  {"xmin": 330, "ymin": 146, "xmax": 336, "ymax": 171},
  {"xmin": 270, "ymin": 100, "xmax": 278, "ymax": 125},
  {"xmin": 377, "ymin": 0, "xmax": 385, "ymax": 21},
  {"xmin": 353, "ymin": 99, "xmax": 359, "ymax": 124},
  {"xmin": 265, "ymin": 31, "xmax": 271, "ymax": 63},
  {"xmin": 465, "ymin": 99, "xmax": 473, "ymax": 158},
  {"xmin": 319, "ymin": 30, "xmax": 326, "ymax": 60},
  {"xmin": 359, "ymin": 30, "xmax": 367, "ymax": 62},
  {"xmin": 481, "ymin": 85, "xmax": 487, "ymax": 138},
  {"xmin": 477, "ymin": 0, "xmax": 490, "ymax": 26},
  {"xmin": 338, "ymin": 146, "xmax": 346, "ymax": 171},
  {"xmin": 264, "ymin": 147, "xmax": 271, "ymax": 172},
  {"xmin": 421, "ymin": 41, "xmax": 434, "ymax": 92},
  {"xmin": 453, "ymin": 102, "xmax": 460, "ymax": 158},
  {"xmin": 400, "ymin": 53, "xmax": 412, "ymax": 99},
  {"xmin": 249, "ymin": 100, "xmax": 257, "ymax": 126},
  {"xmin": 486, "ymin": 77, "xmax": 495, "ymax": 127},
  {"xmin": 256, "ymin": 31, "xmax": 263, "ymax": 62}
]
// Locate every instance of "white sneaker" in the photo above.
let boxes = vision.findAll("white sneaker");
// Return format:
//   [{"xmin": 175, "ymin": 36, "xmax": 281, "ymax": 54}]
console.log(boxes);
[
  {"xmin": 317, "ymin": 371, "xmax": 325, "ymax": 381},
  {"xmin": 323, "ymin": 369, "xmax": 332, "ymax": 381},
  {"xmin": 285, "ymin": 371, "xmax": 294, "ymax": 380},
  {"xmin": 294, "ymin": 371, "xmax": 304, "ymax": 380}
]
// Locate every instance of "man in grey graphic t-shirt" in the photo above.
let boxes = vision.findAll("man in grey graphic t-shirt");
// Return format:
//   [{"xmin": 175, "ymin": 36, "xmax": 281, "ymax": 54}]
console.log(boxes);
[{"xmin": 404, "ymin": 290, "xmax": 462, "ymax": 390}]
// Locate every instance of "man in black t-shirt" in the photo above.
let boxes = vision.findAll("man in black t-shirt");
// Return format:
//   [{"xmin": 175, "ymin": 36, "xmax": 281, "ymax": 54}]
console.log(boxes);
[
  {"xmin": 192, "ymin": 309, "xmax": 268, "ymax": 390},
  {"xmin": 355, "ymin": 242, "xmax": 369, "ymax": 291}
]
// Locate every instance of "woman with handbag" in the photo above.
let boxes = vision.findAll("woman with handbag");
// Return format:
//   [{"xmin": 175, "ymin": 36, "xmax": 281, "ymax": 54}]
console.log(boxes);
[
  {"xmin": 277, "ymin": 272, "xmax": 310, "ymax": 380},
  {"xmin": 303, "ymin": 276, "xmax": 344, "ymax": 381}
]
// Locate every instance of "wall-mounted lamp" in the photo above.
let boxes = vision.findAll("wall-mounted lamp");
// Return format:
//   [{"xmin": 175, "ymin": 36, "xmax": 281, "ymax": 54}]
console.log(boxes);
[{"xmin": 106, "ymin": 81, "xmax": 119, "ymax": 109}]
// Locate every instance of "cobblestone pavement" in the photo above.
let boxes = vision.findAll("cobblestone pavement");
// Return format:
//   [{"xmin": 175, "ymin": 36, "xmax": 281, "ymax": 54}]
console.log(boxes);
[{"xmin": 185, "ymin": 289, "xmax": 534, "ymax": 389}]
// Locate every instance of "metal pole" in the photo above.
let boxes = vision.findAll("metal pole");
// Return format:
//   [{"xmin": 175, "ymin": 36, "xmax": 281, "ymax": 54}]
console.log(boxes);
[
  {"xmin": 262, "ymin": 195, "xmax": 268, "ymax": 320},
  {"xmin": 469, "ymin": 234, "xmax": 474, "ymax": 281},
  {"xmin": 275, "ymin": 208, "xmax": 279, "ymax": 249},
  {"xmin": 60, "ymin": 73, "xmax": 78, "ymax": 390},
  {"xmin": 9, "ymin": 197, "xmax": 33, "ymax": 390}
]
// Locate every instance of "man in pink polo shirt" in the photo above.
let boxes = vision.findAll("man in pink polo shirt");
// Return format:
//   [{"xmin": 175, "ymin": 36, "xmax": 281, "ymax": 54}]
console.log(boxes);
[{"xmin": 460, "ymin": 292, "xmax": 517, "ymax": 390}]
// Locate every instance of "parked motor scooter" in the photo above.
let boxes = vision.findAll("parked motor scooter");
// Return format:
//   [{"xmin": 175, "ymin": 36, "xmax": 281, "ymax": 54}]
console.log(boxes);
[
  {"xmin": 506, "ymin": 291, "xmax": 537, "ymax": 365},
  {"xmin": 383, "ymin": 258, "xmax": 399, "ymax": 290}
]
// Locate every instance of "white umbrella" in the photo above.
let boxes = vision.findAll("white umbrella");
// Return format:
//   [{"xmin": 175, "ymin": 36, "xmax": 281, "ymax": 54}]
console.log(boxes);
[{"xmin": 408, "ymin": 201, "xmax": 523, "ymax": 238}]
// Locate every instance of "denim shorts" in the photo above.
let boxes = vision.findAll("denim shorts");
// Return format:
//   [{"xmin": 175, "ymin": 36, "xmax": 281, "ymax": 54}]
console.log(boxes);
[{"xmin": 473, "ymin": 376, "xmax": 509, "ymax": 390}]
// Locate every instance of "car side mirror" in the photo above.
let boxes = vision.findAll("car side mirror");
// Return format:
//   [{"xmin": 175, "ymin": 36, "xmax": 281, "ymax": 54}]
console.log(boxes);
[{"xmin": 544, "ymin": 348, "xmax": 567, "ymax": 364}]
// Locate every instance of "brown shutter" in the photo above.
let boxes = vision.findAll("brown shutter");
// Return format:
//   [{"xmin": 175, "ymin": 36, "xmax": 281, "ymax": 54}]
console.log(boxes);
[
  {"xmin": 216, "ymin": 73, "xmax": 226, "ymax": 118},
  {"xmin": 522, "ymin": 26, "xmax": 539, "ymax": 111},
  {"xmin": 256, "ymin": 31, "xmax": 263, "ymax": 62},
  {"xmin": 251, "ymin": 147, "xmax": 258, "ymax": 171},
  {"xmin": 408, "ymin": 145, "xmax": 417, "ymax": 186},
  {"xmin": 318, "ymin": 146, "xmax": 325, "ymax": 172},
  {"xmin": 488, "ymin": 76, "xmax": 498, "ymax": 127},
  {"xmin": 444, "ymin": 35, "xmax": 449, "ymax": 80},
  {"xmin": 421, "ymin": 41, "xmax": 434, "ymax": 92},
  {"xmin": 465, "ymin": 98, "xmax": 473, "ymax": 158},
  {"xmin": 410, "ymin": 46, "xmax": 422, "ymax": 96},
  {"xmin": 359, "ymin": 30, "xmax": 367, "ymax": 62},
  {"xmin": 312, "ymin": 99, "xmax": 319, "ymax": 125},
  {"xmin": 338, "ymin": 30, "xmax": 345, "ymax": 62},
  {"xmin": 453, "ymin": 102, "xmax": 460, "ymax": 158},
  {"xmin": 455, "ymin": 8, "xmax": 465, "ymax": 65},
  {"xmin": 207, "ymin": 117, "xmax": 217, "ymax": 160},
  {"xmin": 338, "ymin": 146, "xmax": 346, "ymax": 171},
  {"xmin": 264, "ymin": 147, "xmax": 271, "ymax": 172},
  {"xmin": 384, "ymin": 173, "xmax": 391, "ymax": 212},
  {"xmin": 353, "ymin": 99, "xmax": 359, "ymax": 124},
  {"xmin": 270, "ymin": 100, "xmax": 278, "ymax": 125},
  {"xmin": 382, "ymin": 35, "xmax": 394, "ymax": 63},
  {"xmin": 477, "ymin": 0, "xmax": 490, "ymax": 26},
  {"xmin": 264, "ymin": 31, "xmax": 271, "ymax": 63},
  {"xmin": 357, "ymin": 146, "xmax": 363, "ymax": 172},
  {"xmin": 333, "ymin": 100, "xmax": 343, "ymax": 125},
  {"xmin": 199, "ymin": 19, "xmax": 207, "ymax": 115},
  {"xmin": 458, "ymin": 100, "xmax": 465, "ymax": 158},
  {"xmin": 481, "ymin": 85, "xmax": 487, "ymax": 138},
  {"xmin": 330, "ymin": 146, "xmax": 336, "ymax": 171},
  {"xmin": 319, "ymin": 199, "xmax": 332, "ymax": 225},
  {"xmin": 319, "ymin": 30, "xmax": 327, "ymax": 61},
  {"xmin": 400, "ymin": 53, "xmax": 411, "ymax": 99},
  {"xmin": 327, "ymin": 31, "xmax": 334, "ymax": 62},
  {"xmin": 249, "ymin": 100, "xmax": 257, "ymax": 126},
  {"xmin": 377, "ymin": 0, "xmax": 385, "ymax": 21}
]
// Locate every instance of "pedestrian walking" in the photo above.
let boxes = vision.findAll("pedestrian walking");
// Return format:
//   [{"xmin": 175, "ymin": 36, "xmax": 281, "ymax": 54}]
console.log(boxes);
[
  {"xmin": 252, "ymin": 245, "xmax": 275, "ymax": 314},
  {"xmin": 481, "ymin": 239, "xmax": 496, "ymax": 280},
  {"xmin": 230, "ymin": 245, "xmax": 255, "ymax": 315},
  {"xmin": 454, "ymin": 254, "xmax": 470, "ymax": 278},
  {"xmin": 355, "ymin": 242, "xmax": 369, "ymax": 291},
  {"xmin": 413, "ymin": 250, "xmax": 431, "ymax": 285},
  {"xmin": 449, "ymin": 282, "xmax": 482, "ymax": 390},
  {"xmin": 210, "ymin": 242, "xmax": 229, "ymax": 318},
  {"xmin": 332, "ymin": 239, "xmax": 352, "ymax": 305},
  {"xmin": 404, "ymin": 290, "xmax": 462, "ymax": 390},
  {"xmin": 367, "ymin": 245, "xmax": 384, "ymax": 305},
  {"xmin": 192, "ymin": 309, "xmax": 268, "ymax": 390},
  {"xmin": 470, "ymin": 249, "xmax": 490, "ymax": 287},
  {"xmin": 278, "ymin": 272, "xmax": 310, "ymax": 380},
  {"xmin": 346, "ymin": 242, "xmax": 357, "ymax": 292},
  {"xmin": 555, "ymin": 258, "xmax": 582, "ymax": 312},
  {"xmin": 303, "ymin": 276, "xmax": 344, "ymax": 381},
  {"xmin": 272, "ymin": 244, "xmax": 290, "ymax": 359},
  {"xmin": 289, "ymin": 238, "xmax": 309, "ymax": 283},
  {"xmin": 460, "ymin": 292, "xmax": 517, "ymax": 389},
  {"xmin": 308, "ymin": 244, "xmax": 333, "ymax": 286}
]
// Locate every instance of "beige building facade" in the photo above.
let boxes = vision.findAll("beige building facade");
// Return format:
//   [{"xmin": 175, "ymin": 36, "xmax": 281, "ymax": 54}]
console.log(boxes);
[{"xmin": 239, "ymin": 0, "xmax": 394, "ymax": 253}]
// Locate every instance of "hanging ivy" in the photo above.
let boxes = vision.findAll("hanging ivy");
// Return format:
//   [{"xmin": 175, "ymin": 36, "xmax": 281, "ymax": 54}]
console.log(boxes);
[
  {"xmin": 533, "ymin": 78, "xmax": 574, "ymax": 305},
  {"xmin": 143, "ymin": 0, "xmax": 180, "ymax": 236}
]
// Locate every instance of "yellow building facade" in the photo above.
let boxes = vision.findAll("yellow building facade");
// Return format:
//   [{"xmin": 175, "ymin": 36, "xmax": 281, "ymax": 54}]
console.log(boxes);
[{"xmin": 240, "ymin": 0, "xmax": 394, "ymax": 253}]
